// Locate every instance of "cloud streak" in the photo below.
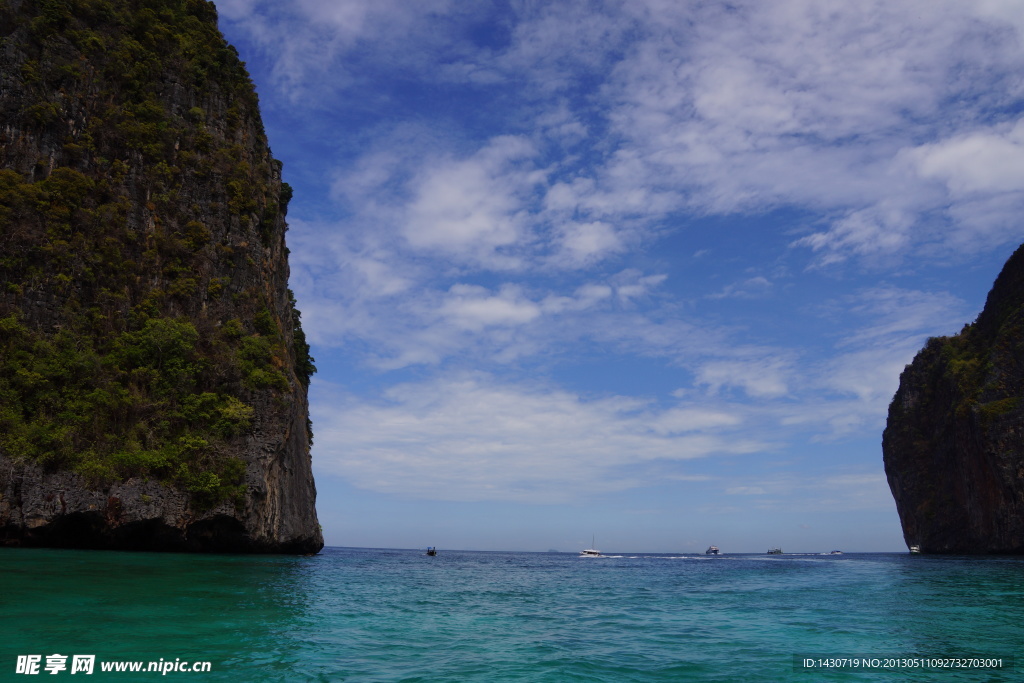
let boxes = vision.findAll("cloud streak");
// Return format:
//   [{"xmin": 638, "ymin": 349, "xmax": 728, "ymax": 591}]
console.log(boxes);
[{"xmin": 311, "ymin": 375, "xmax": 765, "ymax": 503}]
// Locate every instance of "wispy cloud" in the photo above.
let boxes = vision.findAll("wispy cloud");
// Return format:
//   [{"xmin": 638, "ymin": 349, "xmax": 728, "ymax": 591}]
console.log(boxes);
[
  {"xmin": 311, "ymin": 375, "xmax": 765, "ymax": 503},
  {"xmin": 601, "ymin": 0, "xmax": 1024, "ymax": 265},
  {"xmin": 717, "ymin": 471, "xmax": 895, "ymax": 511},
  {"xmin": 218, "ymin": 0, "xmax": 474, "ymax": 100},
  {"xmin": 402, "ymin": 137, "xmax": 545, "ymax": 269},
  {"xmin": 695, "ymin": 355, "xmax": 794, "ymax": 400},
  {"xmin": 260, "ymin": 0, "xmax": 1024, "ymax": 284},
  {"xmin": 708, "ymin": 276, "xmax": 774, "ymax": 300},
  {"xmin": 834, "ymin": 287, "xmax": 968, "ymax": 349}
]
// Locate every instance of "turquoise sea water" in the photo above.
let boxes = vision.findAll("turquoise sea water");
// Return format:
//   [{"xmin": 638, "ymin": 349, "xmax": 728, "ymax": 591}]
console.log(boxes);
[{"xmin": 1, "ymin": 547, "xmax": 1021, "ymax": 681}]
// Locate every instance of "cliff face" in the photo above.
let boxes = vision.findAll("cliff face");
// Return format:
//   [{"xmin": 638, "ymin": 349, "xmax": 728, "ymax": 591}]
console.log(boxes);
[
  {"xmin": 0, "ymin": 0, "xmax": 322, "ymax": 552},
  {"xmin": 883, "ymin": 243, "xmax": 1024, "ymax": 554}
]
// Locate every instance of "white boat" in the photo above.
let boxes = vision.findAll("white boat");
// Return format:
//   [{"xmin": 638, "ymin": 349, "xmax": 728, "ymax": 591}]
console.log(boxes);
[
  {"xmin": 909, "ymin": 545, "xmax": 921, "ymax": 554},
  {"xmin": 706, "ymin": 545, "xmax": 720, "ymax": 555},
  {"xmin": 580, "ymin": 536, "xmax": 602, "ymax": 557}
]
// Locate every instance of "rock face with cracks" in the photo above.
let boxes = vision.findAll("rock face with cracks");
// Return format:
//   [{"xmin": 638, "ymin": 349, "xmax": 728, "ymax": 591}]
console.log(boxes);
[
  {"xmin": 884, "ymin": 243, "xmax": 1024, "ymax": 555},
  {"xmin": 0, "ymin": 0, "xmax": 322, "ymax": 552}
]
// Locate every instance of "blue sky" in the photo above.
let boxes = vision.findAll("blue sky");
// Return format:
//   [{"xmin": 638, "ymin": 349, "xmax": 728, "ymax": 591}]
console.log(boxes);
[{"xmin": 216, "ymin": 0, "xmax": 1024, "ymax": 553}]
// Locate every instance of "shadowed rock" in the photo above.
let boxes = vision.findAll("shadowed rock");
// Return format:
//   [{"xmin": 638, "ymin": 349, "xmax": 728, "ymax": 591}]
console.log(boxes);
[
  {"xmin": 884, "ymin": 243, "xmax": 1024, "ymax": 554},
  {"xmin": 0, "ymin": 0, "xmax": 322, "ymax": 553}
]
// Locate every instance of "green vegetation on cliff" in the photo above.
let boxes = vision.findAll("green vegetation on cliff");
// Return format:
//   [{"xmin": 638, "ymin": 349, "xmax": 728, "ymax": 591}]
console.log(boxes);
[
  {"xmin": 0, "ymin": 313, "xmax": 253, "ymax": 504},
  {"xmin": 0, "ymin": 0, "xmax": 315, "ymax": 507},
  {"xmin": 914, "ymin": 280, "xmax": 1024, "ymax": 421}
]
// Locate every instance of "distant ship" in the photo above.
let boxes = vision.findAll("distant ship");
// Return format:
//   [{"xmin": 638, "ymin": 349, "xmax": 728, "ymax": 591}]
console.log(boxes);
[
  {"xmin": 580, "ymin": 535, "xmax": 602, "ymax": 557},
  {"xmin": 767, "ymin": 547, "xmax": 783, "ymax": 554},
  {"xmin": 426, "ymin": 547, "xmax": 437, "ymax": 556},
  {"xmin": 706, "ymin": 545, "xmax": 720, "ymax": 555},
  {"xmin": 829, "ymin": 550, "xmax": 843, "ymax": 555},
  {"xmin": 909, "ymin": 545, "xmax": 921, "ymax": 554}
]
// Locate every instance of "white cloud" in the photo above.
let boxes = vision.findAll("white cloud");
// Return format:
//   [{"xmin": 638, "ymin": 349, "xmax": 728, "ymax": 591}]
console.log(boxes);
[
  {"xmin": 792, "ymin": 178, "xmax": 1020, "ymax": 267},
  {"xmin": 497, "ymin": 1, "xmax": 636, "ymax": 92},
  {"xmin": 438, "ymin": 284, "xmax": 541, "ymax": 331},
  {"xmin": 219, "ymin": 0, "xmax": 469, "ymax": 99},
  {"xmin": 973, "ymin": 0, "xmax": 1024, "ymax": 37},
  {"xmin": 910, "ymin": 120, "xmax": 1024, "ymax": 196},
  {"xmin": 290, "ymin": 234, "xmax": 682, "ymax": 368},
  {"xmin": 708, "ymin": 276, "xmax": 773, "ymax": 300},
  {"xmin": 554, "ymin": 221, "xmax": 623, "ymax": 267},
  {"xmin": 311, "ymin": 376, "xmax": 763, "ymax": 503},
  {"xmin": 894, "ymin": 119, "xmax": 1024, "ymax": 252},
  {"xmin": 652, "ymin": 409, "xmax": 742, "ymax": 435},
  {"xmin": 610, "ymin": 270, "xmax": 667, "ymax": 305},
  {"xmin": 793, "ymin": 206, "xmax": 916, "ymax": 267},
  {"xmin": 695, "ymin": 356, "xmax": 793, "ymax": 399},
  {"xmin": 403, "ymin": 136, "xmax": 544, "ymax": 268},
  {"xmin": 540, "ymin": 283, "xmax": 613, "ymax": 314},
  {"xmin": 594, "ymin": 0, "xmax": 1024, "ymax": 264},
  {"xmin": 820, "ymin": 349, "xmax": 915, "ymax": 414}
]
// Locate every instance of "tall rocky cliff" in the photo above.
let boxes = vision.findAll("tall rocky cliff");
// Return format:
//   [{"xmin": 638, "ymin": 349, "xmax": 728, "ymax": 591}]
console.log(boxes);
[
  {"xmin": 884, "ymin": 243, "xmax": 1024, "ymax": 554},
  {"xmin": 0, "ymin": 0, "xmax": 323, "ymax": 552}
]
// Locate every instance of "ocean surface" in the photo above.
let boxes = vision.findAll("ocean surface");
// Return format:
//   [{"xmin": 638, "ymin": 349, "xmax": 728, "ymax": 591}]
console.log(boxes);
[{"xmin": 2, "ymin": 547, "xmax": 1021, "ymax": 681}]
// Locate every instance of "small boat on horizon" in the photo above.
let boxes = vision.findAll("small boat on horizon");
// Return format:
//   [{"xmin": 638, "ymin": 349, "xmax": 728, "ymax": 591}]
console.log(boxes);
[
  {"xmin": 767, "ymin": 547, "xmax": 783, "ymax": 554},
  {"xmin": 426, "ymin": 547, "xmax": 437, "ymax": 556},
  {"xmin": 580, "ymin": 536, "xmax": 602, "ymax": 557},
  {"xmin": 706, "ymin": 545, "xmax": 720, "ymax": 555},
  {"xmin": 829, "ymin": 550, "xmax": 843, "ymax": 555},
  {"xmin": 909, "ymin": 545, "xmax": 921, "ymax": 554}
]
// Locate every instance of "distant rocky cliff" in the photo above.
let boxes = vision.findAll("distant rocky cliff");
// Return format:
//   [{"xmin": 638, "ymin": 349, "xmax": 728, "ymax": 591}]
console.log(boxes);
[
  {"xmin": 884, "ymin": 243, "xmax": 1024, "ymax": 554},
  {"xmin": 0, "ymin": 0, "xmax": 322, "ymax": 552}
]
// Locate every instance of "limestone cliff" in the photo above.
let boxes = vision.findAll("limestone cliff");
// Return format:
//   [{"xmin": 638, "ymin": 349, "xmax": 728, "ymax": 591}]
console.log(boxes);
[
  {"xmin": 0, "ymin": 0, "xmax": 322, "ymax": 552},
  {"xmin": 883, "ymin": 243, "xmax": 1024, "ymax": 554}
]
